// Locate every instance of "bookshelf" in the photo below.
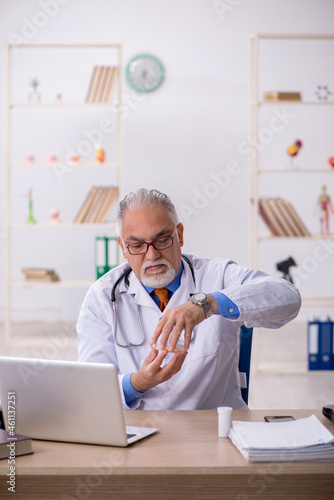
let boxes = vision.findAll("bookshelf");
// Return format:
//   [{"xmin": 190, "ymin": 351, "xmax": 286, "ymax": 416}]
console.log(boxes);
[
  {"xmin": 5, "ymin": 43, "xmax": 123, "ymax": 345},
  {"xmin": 249, "ymin": 34, "xmax": 334, "ymax": 373}
]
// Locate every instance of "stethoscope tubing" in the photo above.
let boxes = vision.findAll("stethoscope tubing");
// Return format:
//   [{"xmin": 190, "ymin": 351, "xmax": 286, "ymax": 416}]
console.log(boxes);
[{"xmin": 111, "ymin": 255, "xmax": 195, "ymax": 348}]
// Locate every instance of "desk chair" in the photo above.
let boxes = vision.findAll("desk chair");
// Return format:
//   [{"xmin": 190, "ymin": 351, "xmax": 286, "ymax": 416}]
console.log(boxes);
[{"xmin": 238, "ymin": 325, "xmax": 253, "ymax": 405}]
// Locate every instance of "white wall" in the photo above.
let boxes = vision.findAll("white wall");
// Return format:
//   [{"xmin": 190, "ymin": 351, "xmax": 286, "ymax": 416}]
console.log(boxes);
[{"xmin": 0, "ymin": 0, "xmax": 333, "ymax": 322}]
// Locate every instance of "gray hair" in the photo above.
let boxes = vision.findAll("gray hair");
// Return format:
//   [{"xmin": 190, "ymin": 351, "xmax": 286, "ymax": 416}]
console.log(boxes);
[{"xmin": 116, "ymin": 188, "xmax": 179, "ymax": 236}]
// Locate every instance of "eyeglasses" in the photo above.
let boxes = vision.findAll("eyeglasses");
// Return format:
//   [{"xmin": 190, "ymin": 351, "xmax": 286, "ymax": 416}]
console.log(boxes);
[{"xmin": 125, "ymin": 228, "xmax": 177, "ymax": 255}]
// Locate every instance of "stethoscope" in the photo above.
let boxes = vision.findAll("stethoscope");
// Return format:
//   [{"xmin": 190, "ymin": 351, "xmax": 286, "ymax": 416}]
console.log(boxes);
[{"xmin": 111, "ymin": 255, "xmax": 195, "ymax": 348}]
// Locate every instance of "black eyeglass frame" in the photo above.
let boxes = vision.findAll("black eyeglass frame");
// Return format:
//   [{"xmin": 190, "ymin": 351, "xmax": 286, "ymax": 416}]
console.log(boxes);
[{"xmin": 125, "ymin": 228, "xmax": 177, "ymax": 255}]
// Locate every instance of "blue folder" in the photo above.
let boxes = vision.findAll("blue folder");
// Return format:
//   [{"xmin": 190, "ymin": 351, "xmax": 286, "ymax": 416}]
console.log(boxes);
[
  {"xmin": 307, "ymin": 321, "xmax": 320, "ymax": 371},
  {"xmin": 332, "ymin": 320, "xmax": 334, "ymax": 370},
  {"xmin": 319, "ymin": 320, "xmax": 333, "ymax": 371}
]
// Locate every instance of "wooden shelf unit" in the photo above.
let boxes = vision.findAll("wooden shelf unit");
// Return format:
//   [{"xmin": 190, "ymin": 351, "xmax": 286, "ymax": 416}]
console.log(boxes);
[
  {"xmin": 5, "ymin": 42, "xmax": 124, "ymax": 345},
  {"xmin": 249, "ymin": 33, "xmax": 334, "ymax": 266},
  {"xmin": 249, "ymin": 34, "xmax": 334, "ymax": 374}
]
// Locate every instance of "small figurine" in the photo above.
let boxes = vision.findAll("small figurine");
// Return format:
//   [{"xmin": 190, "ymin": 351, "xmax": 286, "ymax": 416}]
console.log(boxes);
[
  {"xmin": 315, "ymin": 186, "xmax": 334, "ymax": 236},
  {"xmin": 24, "ymin": 154, "xmax": 35, "ymax": 164},
  {"xmin": 94, "ymin": 144, "xmax": 105, "ymax": 164},
  {"xmin": 49, "ymin": 208, "xmax": 61, "ymax": 224},
  {"xmin": 315, "ymin": 85, "xmax": 332, "ymax": 102},
  {"xmin": 28, "ymin": 78, "xmax": 41, "ymax": 103},
  {"xmin": 26, "ymin": 188, "xmax": 36, "ymax": 224},
  {"xmin": 287, "ymin": 139, "xmax": 302, "ymax": 168},
  {"xmin": 328, "ymin": 157, "xmax": 334, "ymax": 170},
  {"xmin": 47, "ymin": 155, "xmax": 58, "ymax": 164},
  {"xmin": 67, "ymin": 154, "xmax": 81, "ymax": 166}
]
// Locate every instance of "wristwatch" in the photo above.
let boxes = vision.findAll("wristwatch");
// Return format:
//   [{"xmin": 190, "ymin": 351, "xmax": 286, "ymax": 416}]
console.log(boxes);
[{"xmin": 190, "ymin": 293, "xmax": 214, "ymax": 318}]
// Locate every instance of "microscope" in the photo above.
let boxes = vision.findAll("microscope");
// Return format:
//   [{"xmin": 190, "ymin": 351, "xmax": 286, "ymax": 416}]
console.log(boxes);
[{"xmin": 276, "ymin": 257, "xmax": 296, "ymax": 283}]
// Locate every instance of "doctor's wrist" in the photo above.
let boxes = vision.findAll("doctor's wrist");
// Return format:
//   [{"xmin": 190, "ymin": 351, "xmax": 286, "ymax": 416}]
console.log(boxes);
[
  {"xmin": 123, "ymin": 373, "xmax": 144, "ymax": 406},
  {"xmin": 130, "ymin": 372, "xmax": 149, "ymax": 394},
  {"xmin": 207, "ymin": 294, "xmax": 218, "ymax": 314}
]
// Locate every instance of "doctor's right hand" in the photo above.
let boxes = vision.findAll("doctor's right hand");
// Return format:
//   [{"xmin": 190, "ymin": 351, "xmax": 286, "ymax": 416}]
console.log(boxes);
[{"xmin": 130, "ymin": 346, "xmax": 187, "ymax": 393}]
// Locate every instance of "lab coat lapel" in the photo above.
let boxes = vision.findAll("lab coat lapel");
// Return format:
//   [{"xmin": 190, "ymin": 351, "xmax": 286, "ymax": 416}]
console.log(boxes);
[
  {"xmin": 167, "ymin": 258, "xmax": 196, "ymax": 309},
  {"xmin": 125, "ymin": 270, "xmax": 157, "ymax": 309}
]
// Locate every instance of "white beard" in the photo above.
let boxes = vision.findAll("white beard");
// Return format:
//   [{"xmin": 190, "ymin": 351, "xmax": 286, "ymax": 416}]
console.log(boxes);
[{"xmin": 141, "ymin": 258, "xmax": 176, "ymax": 288}]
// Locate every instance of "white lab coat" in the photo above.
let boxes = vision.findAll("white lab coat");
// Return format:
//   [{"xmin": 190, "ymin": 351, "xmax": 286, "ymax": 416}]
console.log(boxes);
[{"xmin": 77, "ymin": 254, "xmax": 301, "ymax": 410}]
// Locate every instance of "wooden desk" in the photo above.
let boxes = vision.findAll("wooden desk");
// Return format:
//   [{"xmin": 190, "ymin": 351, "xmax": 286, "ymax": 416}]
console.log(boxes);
[{"xmin": 1, "ymin": 409, "xmax": 333, "ymax": 499}]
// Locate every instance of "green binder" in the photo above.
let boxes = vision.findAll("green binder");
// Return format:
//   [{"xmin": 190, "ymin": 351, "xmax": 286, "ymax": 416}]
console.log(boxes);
[{"xmin": 95, "ymin": 236, "xmax": 118, "ymax": 279}]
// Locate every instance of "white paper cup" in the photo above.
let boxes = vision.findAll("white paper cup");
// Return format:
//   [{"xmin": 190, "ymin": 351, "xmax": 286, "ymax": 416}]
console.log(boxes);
[{"xmin": 217, "ymin": 406, "xmax": 232, "ymax": 438}]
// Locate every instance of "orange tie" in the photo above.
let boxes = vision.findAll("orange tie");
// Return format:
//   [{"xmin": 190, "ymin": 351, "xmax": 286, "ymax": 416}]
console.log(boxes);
[{"xmin": 153, "ymin": 288, "xmax": 170, "ymax": 312}]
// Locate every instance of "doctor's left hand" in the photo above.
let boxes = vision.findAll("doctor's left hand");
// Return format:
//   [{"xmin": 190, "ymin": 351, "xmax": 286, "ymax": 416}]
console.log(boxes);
[
  {"xmin": 130, "ymin": 347, "xmax": 187, "ymax": 393},
  {"xmin": 150, "ymin": 300, "xmax": 211, "ymax": 353}
]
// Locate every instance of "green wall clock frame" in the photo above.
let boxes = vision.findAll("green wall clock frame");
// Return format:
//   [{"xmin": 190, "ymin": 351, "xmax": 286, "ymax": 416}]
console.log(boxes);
[{"xmin": 125, "ymin": 54, "xmax": 164, "ymax": 92}]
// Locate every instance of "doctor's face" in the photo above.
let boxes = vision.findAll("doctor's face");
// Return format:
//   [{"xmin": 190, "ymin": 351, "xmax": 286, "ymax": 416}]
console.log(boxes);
[{"xmin": 118, "ymin": 205, "xmax": 184, "ymax": 287}]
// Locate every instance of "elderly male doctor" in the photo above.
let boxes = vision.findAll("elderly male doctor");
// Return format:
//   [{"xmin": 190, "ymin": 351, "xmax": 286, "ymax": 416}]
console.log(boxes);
[{"xmin": 77, "ymin": 188, "xmax": 301, "ymax": 410}]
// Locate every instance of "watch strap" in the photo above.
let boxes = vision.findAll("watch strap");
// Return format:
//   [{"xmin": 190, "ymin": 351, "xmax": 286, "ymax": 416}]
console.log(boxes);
[{"xmin": 191, "ymin": 293, "xmax": 214, "ymax": 318}]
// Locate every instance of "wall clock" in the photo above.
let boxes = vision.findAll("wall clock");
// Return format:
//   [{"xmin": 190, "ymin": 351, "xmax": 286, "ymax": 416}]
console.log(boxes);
[{"xmin": 126, "ymin": 54, "xmax": 164, "ymax": 92}]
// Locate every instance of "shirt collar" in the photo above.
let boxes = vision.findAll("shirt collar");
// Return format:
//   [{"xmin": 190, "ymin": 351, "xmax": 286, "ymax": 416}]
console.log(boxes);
[{"xmin": 142, "ymin": 261, "xmax": 184, "ymax": 294}]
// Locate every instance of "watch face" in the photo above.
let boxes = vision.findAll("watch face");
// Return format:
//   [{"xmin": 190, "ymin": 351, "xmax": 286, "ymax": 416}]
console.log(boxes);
[
  {"xmin": 193, "ymin": 293, "xmax": 206, "ymax": 302},
  {"xmin": 126, "ymin": 54, "xmax": 164, "ymax": 92}
]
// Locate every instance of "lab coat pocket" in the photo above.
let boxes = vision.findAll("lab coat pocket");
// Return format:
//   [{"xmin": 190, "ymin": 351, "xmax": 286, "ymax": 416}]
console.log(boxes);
[{"xmin": 189, "ymin": 320, "xmax": 220, "ymax": 361}]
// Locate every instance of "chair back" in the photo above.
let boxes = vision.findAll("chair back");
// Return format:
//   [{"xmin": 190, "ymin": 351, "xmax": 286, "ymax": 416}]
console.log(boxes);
[{"xmin": 238, "ymin": 325, "xmax": 253, "ymax": 405}]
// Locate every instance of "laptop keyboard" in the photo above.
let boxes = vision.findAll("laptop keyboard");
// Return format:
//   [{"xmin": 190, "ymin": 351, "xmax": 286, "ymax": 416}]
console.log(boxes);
[{"xmin": 127, "ymin": 433, "xmax": 136, "ymax": 439}]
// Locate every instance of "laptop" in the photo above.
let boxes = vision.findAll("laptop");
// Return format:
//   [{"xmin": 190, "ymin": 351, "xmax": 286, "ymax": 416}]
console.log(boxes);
[{"xmin": 0, "ymin": 356, "xmax": 158, "ymax": 447}]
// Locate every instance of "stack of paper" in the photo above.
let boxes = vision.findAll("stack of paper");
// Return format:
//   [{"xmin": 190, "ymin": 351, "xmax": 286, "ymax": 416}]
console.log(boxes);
[{"xmin": 229, "ymin": 415, "xmax": 334, "ymax": 462}]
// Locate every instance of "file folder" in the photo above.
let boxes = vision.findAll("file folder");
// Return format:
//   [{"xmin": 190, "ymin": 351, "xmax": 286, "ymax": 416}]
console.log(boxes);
[
  {"xmin": 307, "ymin": 321, "xmax": 320, "ymax": 371},
  {"xmin": 95, "ymin": 236, "xmax": 118, "ymax": 279},
  {"xmin": 319, "ymin": 320, "xmax": 333, "ymax": 371},
  {"xmin": 332, "ymin": 320, "xmax": 334, "ymax": 370}
]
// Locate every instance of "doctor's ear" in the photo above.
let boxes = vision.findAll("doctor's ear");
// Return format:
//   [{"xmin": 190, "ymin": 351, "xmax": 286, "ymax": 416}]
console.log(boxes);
[
  {"xmin": 117, "ymin": 237, "xmax": 127, "ymax": 259},
  {"xmin": 177, "ymin": 223, "xmax": 184, "ymax": 247}
]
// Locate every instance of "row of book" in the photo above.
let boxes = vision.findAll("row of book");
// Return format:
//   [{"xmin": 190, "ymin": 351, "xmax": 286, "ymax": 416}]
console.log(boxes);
[
  {"xmin": 86, "ymin": 66, "xmax": 118, "ymax": 104},
  {"xmin": 308, "ymin": 319, "xmax": 334, "ymax": 371},
  {"xmin": 258, "ymin": 197, "xmax": 310, "ymax": 237},
  {"xmin": 263, "ymin": 91, "xmax": 301, "ymax": 102},
  {"xmin": 22, "ymin": 268, "xmax": 60, "ymax": 282},
  {"xmin": 74, "ymin": 186, "xmax": 118, "ymax": 224}
]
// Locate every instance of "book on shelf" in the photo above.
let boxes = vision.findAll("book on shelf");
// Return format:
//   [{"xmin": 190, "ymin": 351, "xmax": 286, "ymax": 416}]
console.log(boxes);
[
  {"xmin": 96, "ymin": 187, "xmax": 119, "ymax": 223},
  {"xmin": 82, "ymin": 186, "xmax": 104, "ymax": 223},
  {"xmin": 229, "ymin": 415, "xmax": 334, "ymax": 463},
  {"xmin": 73, "ymin": 187, "xmax": 98, "ymax": 224},
  {"xmin": 258, "ymin": 198, "xmax": 285, "ymax": 236},
  {"xmin": 85, "ymin": 65, "xmax": 100, "ymax": 103},
  {"xmin": 86, "ymin": 66, "xmax": 118, "ymax": 104},
  {"xmin": 279, "ymin": 199, "xmax": 310, "ymax": 237},
  {"xmin": 263, "ymin": 91, "xmax": 301, "ymax": 102},
  {"xmin": 101, "ymin": 67, "xmax": 118, "ymax": 104},
  {"xmin": 0, "ymin": 429, "xmax": 33, "ymax": 460},
  {"xmin": 22, "ymin": 268, "xmax": 60, "ymax": 282},
  {"xmin": 258, "ymin": 197, "xmax": 311, "ymax": 237},
  {"xmin": 74, "ymin": 186, "xmax": 118, "ymax": 224},
  {"xmin": 267, "ymin": 198, "xmax": 299, "ymax": 237}
]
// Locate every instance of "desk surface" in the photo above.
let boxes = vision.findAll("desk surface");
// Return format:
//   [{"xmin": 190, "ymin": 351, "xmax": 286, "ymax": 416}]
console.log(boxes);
[{"xmin": 1, "ymin": 409, "xmax": 334, "ymax": 500}]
